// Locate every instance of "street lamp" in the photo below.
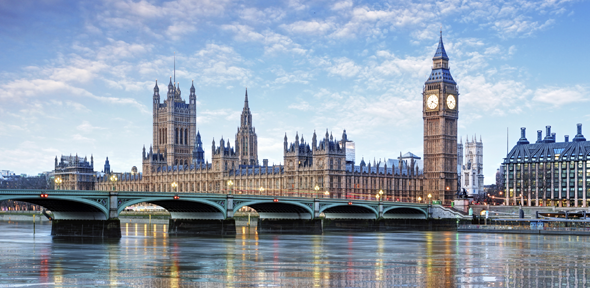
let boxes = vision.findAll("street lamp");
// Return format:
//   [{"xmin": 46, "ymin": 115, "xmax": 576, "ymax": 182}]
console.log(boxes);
[
  {"xmin": 315, "ymin": 185, "xmax": 320, "ymax": 197},
  {"xmin": 227, "ymin": 180, "xmax": 234, "ymax": 195},
  {"xmin": 324, "ymin": 190, "xmax": 330, "ymax": 198},
  {"xmin": 379, "ymin": 189, "xmax": 384, "ymax": 202},
  {"xmin": 375, "ymin": 194, "xmax": 380, "ymax": 201},
  {"xmin": 109, "ymin": 175, "xmax": 118, "ymax": 192},
  {"xmin": 428, "ymin": 193, "xmax": 432, "ymax": 204},
  {"xmin": 418, "ymin": 196, "xmax": 422, "ymax": 203},
  {"xmin": 259, "ymin": 186, "xmax": 265, "ymax": 194},
  {"xmin": 54, "ymin": 177, "xmax": 62, "ymax": 190},
  {"xmin": 171, "ymin": 182, "xmax": 178, "ymax": 193}
]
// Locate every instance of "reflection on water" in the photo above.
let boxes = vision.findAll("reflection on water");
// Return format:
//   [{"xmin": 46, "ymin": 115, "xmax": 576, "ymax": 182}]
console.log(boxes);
[{"xmin": 2, "ymin": 221, "xmax": 590, "ymax": 287}]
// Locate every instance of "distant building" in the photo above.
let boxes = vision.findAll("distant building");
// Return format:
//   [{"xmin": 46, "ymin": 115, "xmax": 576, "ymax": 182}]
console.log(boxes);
[
  {"xmin": 504, "ymin": 124, "xmax": 589, "ymax": 207},
  {"xmin": 54, "ymin": 154, "xmax": 96, "ymax": 190},
  {"xmin": 339, "ymin": 139, "xmax": 355, "ymax": 164},
  {"xmin": 458, "ymin": 135, "xmax": 484, "ymax": 197}
]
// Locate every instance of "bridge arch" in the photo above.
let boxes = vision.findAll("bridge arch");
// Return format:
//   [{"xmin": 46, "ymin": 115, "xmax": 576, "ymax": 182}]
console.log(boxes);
[
  {"xmin": 233, "ymin": 200, "xmax": 314, "ymax": 220},
  {"xmin": 319, "ymin": 203, "xmax": 379, "ymax": 219},
  {"xmin": 118, "ymin": 197, "xmax": 226, "ymax": 219},
  {"xmin": 382, "ymin": 207, "xmax": 428, "ymax": 219},
  {"xmin": 0, "ymin": 195, "xmax": 109, "ymax": 220}
]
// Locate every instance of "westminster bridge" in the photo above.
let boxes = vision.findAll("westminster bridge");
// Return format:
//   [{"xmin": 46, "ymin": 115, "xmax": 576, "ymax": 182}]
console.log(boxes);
[{"xmin": 0, "ymin": 189, "xmax": 467, "ymax": 238}]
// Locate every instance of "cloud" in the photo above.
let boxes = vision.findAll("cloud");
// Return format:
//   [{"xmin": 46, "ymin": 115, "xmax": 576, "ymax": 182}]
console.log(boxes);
[
  {"xmin": 96, "ymin": 0, "xmax": 230, "ymax": 39},
  {"xmin": 288, "ymin": 100, "xmax": 312, "ymax": 111},
  {"xmin": 281, "ymin": 20, "xmax": 335, "ymax": 35},
  {"xmin": 239, "ymin": 7, "xmax": 285, "ymax": 24},
  {"xmin": 76, "ymin": 121, "xmax": 106, "ymax": 133},
  {"xmin": 533, "ymin": 85, "xmax": 587, "ymax": 106},
  {"xmin": 326, "ymin": 57, "xmax": 361, "ymax": 78},
  {"xmin": 332, "ymin": 0, "xmax": 353, "ymax": 11},
  {"xmin": 0, "ymin": 78, "xmax": 148, "ymax": 113},
  {"xmin": 460, "ymin": 75, "xmax": 532, "ymax": 115},
  {"xmin": 222, "ymin": 24, "xmax": 307, "ymax": 55},
  {"xmin": 287, "ymin": 0, "xmax": 308, "ymax": 11},
  {"xmin": 493, "ymin": 17, "xmax": 554, "ymax": 38}
]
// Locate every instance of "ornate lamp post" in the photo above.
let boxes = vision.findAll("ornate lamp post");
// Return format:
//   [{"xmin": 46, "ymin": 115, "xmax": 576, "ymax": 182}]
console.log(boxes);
[
  {"xmin": 227, "ymin": 180, "xmax": 234, "ymax": 195},
  {"xmin": 418, "ymin": 196, "xmax": 422, "ymax": 203},
  {"xmin": 109, "ymin": 175, "xmax": 118, "ymax": 192},
  {"xmin": 259, "ymin": 186, "xmax": 265, "ymax": 194},
  {"xmin": 54, "ymin": 177, "xmax": 62, "ymax": 190},
  {"xmin": 427, "ymin": 193, "xmax": 433, "ymax": 204},
  {"xmin": 378, "ymin": 189, "xmax": 384, "ymax": 202},
  {"xmin": 324, "ymin": 190, "xmax": 330, "ymax": 198},
  {"xmin": 315, "ymin": 185, "xmax": 320, "ymax": 198},
  {"xmin": 171, "ymin": 182, "xmax": 178, "ymax": 193}
]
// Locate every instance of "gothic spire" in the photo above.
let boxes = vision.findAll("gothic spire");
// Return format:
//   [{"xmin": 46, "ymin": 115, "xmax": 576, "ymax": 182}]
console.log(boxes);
[
  {"xmin": 244, "ymin": 88, "xmax": 249, "ymax": 109},
  {"xmin": 433, "ymin": 28, "xmax": 449, "ymax": 60}
]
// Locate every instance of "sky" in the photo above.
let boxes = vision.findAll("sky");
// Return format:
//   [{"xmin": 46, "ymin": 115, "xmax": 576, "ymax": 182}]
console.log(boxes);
[{"xmin": 0, "ymin": 0, "xmax": 588, "ymax": 184}]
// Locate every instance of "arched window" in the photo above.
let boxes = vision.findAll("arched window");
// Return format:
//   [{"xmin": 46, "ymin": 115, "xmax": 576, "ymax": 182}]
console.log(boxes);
[{"xmin": 175, "ymin": 128, "xmax": 179, "ymax": 144}]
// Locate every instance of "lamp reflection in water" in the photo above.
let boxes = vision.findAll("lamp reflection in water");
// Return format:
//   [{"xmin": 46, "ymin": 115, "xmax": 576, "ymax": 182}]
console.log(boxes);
[{"xmin": 375, "ymin": 234, "xmax": 384, "ymax": 283}]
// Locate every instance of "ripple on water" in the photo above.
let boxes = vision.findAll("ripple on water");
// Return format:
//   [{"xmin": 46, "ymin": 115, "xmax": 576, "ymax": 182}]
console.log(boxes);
[{"xmin": 1, "ymin": 221, "xmax": 589, "ymax": 287}]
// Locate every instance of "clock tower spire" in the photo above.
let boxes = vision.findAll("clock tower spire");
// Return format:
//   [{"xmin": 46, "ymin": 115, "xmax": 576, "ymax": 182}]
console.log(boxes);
[{"xmin": 423, "ymin": 30, "xmax": 459, "ymax": 204}]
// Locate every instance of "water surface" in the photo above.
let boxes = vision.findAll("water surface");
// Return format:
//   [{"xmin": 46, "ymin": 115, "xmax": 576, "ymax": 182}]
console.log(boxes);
[{"xmin": 1, "ymin": 221, "xmax": 589, "ymax": 287}]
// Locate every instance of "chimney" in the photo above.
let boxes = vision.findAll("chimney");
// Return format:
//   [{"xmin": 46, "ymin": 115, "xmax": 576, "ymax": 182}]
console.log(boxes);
[
  {"xmin": 263, "ymin": 159, "xmax": 268, "ymax": 167},
  {"xmin": 544, "ymin": 126, "xmax": 555, "ymax": 143},
  {"xmin": 573, "ymin": 123, "xmax": 587, "ymax": 142},
  {"xmin": 537, "ymin": 130, "xmax": 542, "ymax": 143},
  {"xmin": 517, "ymin": 127, "xmax": 529, "ymax": 145},
  {"xmin": 565, "ymin": 135, "xmax": 569, "ymax": 142}
]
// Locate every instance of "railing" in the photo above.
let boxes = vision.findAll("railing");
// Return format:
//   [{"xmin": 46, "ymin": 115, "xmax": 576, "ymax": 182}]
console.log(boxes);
[{"xmin": 459, "ymin": 224, "xmax": 590, "ymax": 232}]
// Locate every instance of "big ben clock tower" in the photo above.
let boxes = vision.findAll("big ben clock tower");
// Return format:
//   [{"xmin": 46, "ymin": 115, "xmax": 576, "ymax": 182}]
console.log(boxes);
[{"xmin": 423, "ymin": 31, "xmax": 458, "ymax": 204}]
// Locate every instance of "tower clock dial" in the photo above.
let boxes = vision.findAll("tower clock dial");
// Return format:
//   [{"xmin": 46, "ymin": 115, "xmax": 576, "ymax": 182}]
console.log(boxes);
[
  {"xmin": 427, "ymin": 95, "xmax": 438, "ymax": 110},
  {"xmin": 446, "ymin": 95, "xmax": 456, "ymax": 109}
]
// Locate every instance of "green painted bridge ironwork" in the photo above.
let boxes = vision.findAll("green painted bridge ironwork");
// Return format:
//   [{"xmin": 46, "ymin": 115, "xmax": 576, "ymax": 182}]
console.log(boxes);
[{"xmin": 0, "ymin": 189, "xmax": 431, "ymax": 221}]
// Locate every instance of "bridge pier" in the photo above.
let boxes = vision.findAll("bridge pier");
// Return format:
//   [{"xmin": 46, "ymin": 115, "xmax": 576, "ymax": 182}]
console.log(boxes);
[
  {"xmin": 168, "ymin": 219, "xmax": 236, "ymax": 235},
  {"xmin": 257, "ymin": 218, "xmax": 322, "ymax": 234},
  {"xmin": 323, "ymin": 219, "xmax": 379, "ymax": 232},
  {"xmin": 51, "ymin": 219, "xmax": 121, "ymax": 238}
]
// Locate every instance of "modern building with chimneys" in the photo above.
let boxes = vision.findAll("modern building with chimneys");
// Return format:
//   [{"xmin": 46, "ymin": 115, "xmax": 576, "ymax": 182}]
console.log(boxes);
[{"xmin": 504, "ymin": 124, "xmax": 590, "ymax": 207}]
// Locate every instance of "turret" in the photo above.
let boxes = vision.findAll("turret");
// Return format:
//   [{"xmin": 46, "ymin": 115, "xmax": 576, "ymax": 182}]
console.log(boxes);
[
  {"xmin": 153, "ymin": 80, "xmax": 160, "ymax": 107},
  {"xmin": 189, "ymin": 80, "xmax": 196, "ymax": 105},
  {"xmin": 284, "ymin": 133, "xmax": 288, "ymax": 152},
  {"xmin": 167, "ymin": 77, "xmax": 174, "ymax": 99}
]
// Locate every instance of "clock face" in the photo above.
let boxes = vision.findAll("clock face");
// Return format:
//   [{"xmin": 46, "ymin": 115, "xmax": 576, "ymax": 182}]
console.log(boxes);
[
  {"xmin": 447, "ymin": 95, "xmax": 456, "ymax": 109},
  {"xmin": 427, "ymin": 95, "xmax": 438, "ymax": 110}
]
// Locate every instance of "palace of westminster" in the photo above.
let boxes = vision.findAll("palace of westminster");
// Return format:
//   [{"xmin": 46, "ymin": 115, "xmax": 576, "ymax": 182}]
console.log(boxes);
[{"xmin": 55, "ymin": 34, "xmax": 464, "ymax": 204}]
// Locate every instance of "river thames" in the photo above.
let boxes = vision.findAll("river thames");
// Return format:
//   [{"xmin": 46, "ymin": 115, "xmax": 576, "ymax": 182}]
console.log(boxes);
[{"xmin": 1, "ymin": 221, "xmax": 589, "ymax": 287}]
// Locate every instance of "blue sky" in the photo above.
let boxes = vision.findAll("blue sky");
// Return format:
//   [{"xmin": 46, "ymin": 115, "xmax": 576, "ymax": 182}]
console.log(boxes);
[{"xmin": 1, "ymin": 0, "xmax": 588, "ymax": 184}]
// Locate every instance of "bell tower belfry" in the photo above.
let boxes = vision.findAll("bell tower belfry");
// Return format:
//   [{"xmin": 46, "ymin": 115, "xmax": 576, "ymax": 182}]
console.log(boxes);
[{"xmin": 423, "ymin": 30, "xmax": 459, "ymax": 204}]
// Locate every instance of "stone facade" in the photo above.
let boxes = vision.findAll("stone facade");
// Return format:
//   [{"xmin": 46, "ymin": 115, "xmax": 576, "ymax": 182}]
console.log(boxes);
[
  {"xmin": 96, "ymin": 89, "xmax": 424, "ymax": 202},
  {"xmin": 459, "ymin": 135, "xmax": 484, "ymax": 196},
  {"xmin": 423, "ymin": 32, "xmax": 459, "ymax": 204},
  {"xmin": 152, "ymin": 78, "xmax": 197, "ymax": 166},
  {"xmin": 54, "ymin": 155, "xmax": 95, "ymax": 190},
  {"xmin": 92, "ymin": 36, "xmax": 467, "ymax": 203}
]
